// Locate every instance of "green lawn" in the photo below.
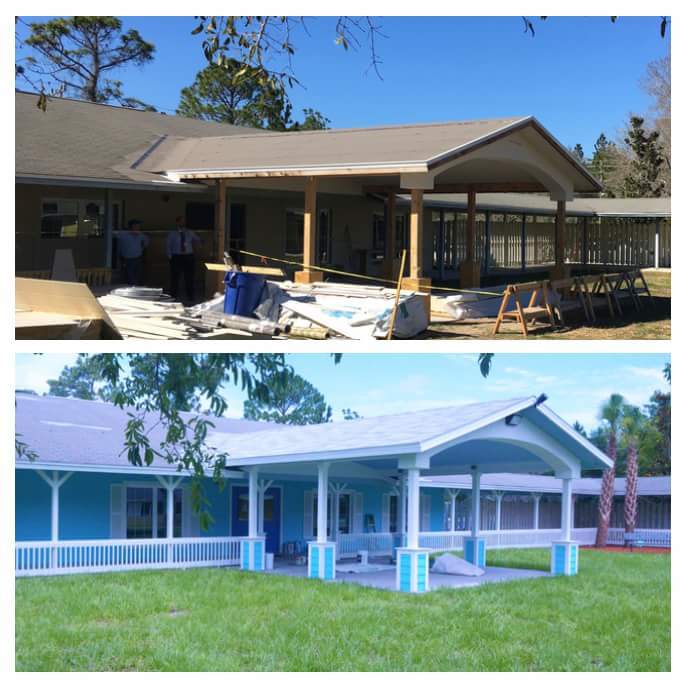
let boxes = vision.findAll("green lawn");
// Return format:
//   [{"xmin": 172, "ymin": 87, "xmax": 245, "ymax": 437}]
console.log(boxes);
[{"xmin": 15, "ymin": 548, "xmax": 670, "ymax": 671}]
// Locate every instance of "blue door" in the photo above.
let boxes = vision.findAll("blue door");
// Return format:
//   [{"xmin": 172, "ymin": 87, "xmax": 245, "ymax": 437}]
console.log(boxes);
[{"xmin": 231, "ymin": 486, "xmax": 281, "ymax": 554}]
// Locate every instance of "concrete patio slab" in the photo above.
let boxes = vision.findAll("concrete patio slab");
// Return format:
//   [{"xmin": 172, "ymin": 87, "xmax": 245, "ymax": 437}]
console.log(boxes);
[{"xmin": 266, "ymin": 561, "xmax": 548, "ymax": 592}]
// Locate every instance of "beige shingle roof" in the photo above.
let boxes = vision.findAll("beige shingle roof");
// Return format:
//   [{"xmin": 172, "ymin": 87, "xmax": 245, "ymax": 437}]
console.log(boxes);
[{"xmin": 15, "ymin": 91, "xmax": 264, "ymax": 185}]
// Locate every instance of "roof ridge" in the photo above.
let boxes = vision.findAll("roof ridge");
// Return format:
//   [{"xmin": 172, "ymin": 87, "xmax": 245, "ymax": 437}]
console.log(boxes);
[{"xmin": 180, "ymin": 116, "xmax": 529, "ymax": 144}]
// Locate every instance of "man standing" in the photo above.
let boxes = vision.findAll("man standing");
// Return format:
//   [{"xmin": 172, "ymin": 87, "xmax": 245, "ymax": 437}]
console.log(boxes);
[
  {"xmin": 117, "ymin": 219, "xmax": 149, "ymax": 286},
  {"xmin": 166, "ymin": 215, "xmax": 201, "ymax": 302}
]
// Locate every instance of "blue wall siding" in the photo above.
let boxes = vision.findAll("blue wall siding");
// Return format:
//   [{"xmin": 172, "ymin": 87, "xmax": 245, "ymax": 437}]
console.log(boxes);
[
  {"xmin": 16, "ymin": 470, "xmax": 51, "ymax": 541},
  {"xmin": 15, "ymin": 470, "xmax": 231, "ymax": 541},
  {"xmin": 16, "ymin": 469, "xmax": 451, "ymax": 543}
]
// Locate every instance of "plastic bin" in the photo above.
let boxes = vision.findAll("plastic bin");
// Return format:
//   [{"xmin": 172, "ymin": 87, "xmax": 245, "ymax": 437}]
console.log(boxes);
[{"xmin": 223, "ymin": 271, "xmax": 266, "ymax": 317}]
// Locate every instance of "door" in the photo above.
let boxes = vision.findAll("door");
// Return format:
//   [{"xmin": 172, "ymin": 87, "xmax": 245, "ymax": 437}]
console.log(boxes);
[{"xmin": 231, "ymin": 485, "xmax": 281, "ymax": 554}]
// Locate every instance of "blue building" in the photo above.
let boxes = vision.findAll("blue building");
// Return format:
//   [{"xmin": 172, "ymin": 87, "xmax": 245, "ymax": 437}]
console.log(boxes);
[{"xmin": 16, "ymin": 392, "xmax": 668, "ymax": 591}]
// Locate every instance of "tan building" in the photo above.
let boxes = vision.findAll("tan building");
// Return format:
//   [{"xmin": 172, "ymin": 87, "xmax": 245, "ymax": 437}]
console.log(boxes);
[{"xmin": 15, "ymin": 91, "xmax": 670, "ymax": 296}]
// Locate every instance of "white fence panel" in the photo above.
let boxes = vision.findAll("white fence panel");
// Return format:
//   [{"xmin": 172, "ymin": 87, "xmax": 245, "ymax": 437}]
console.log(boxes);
[{"xmin": 15, "ymin": 536, "xmax": 242, "ymax": 577}]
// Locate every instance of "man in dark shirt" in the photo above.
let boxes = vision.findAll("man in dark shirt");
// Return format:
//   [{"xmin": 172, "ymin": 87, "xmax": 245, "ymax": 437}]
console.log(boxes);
[
  {"xmin": 166, "ymin": 216, "xmax": 201, "ymax": 302},
  {"xmin": 117, "ymin": 219, "xmax": 149, "ymax": 286}
]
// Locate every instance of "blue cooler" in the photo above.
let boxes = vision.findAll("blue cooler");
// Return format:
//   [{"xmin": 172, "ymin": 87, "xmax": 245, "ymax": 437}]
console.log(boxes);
[{"xmin": 223, "ymin": 271, "xmax": 266, "ymax": 317}]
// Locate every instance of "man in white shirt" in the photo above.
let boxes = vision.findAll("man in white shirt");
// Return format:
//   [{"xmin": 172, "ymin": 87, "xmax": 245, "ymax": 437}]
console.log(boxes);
[{"xmin": 166, "ymin": 216, "xmax": 201, "ymax": 302}]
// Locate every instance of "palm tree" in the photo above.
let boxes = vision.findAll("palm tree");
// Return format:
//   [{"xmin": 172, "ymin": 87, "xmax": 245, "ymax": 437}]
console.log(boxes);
[
  {"xmin": 595, "ymin": 393, "xmax": 625, "ymax": 547},
  {"xmin": 621, "ymin": 405, "xmax": 645, "ymax": 538}
]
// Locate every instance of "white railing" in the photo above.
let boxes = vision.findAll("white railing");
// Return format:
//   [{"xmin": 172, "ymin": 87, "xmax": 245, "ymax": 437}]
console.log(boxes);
[
  {"xmin": 337, "ymin": 532, "xmax": 402, "ymax": 558},
  {"xmin": 15, "ymin": 536, "xmax": 242, "ymax": 577},
  {"xmin": 336, "ymin": 527, "xmax": 670, "ymax": 558}
]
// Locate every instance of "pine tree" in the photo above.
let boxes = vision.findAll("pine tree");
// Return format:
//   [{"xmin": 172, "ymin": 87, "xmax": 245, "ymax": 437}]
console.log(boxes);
[{"xmin": 623, "ymin": 116, "xmax": 667, "ymax": 197}]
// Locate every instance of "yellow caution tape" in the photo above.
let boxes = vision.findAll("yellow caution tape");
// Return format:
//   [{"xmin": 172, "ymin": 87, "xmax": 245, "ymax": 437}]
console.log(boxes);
[{"xmin": 233, "ymin": 249, "xmax": 503, "ymax": 298}]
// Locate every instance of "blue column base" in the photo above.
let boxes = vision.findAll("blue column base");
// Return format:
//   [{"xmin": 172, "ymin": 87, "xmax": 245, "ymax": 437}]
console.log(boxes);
[
  {"xmin": 551, "ymin": 541, "xmax": 579, "ymax": 576},
  {"xmin": 464, "ymin": 537, "xmax": 487, "ymax": 568},
  {"xmin": 240, "ymin": 537, "xmax": 265, "ymax": 571},
  {"xmin": 308, "ymin": 541, "xmax": 336, "ymax": 580},
  {"xmin": 396, "ymin": 548, "xmax": 430, "ymax": 593}
]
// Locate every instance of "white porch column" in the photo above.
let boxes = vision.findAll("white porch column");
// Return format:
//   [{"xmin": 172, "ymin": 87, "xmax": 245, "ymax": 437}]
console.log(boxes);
[
  {"xmin": 446, "ymin": 489, "xmax": 460, "ymax": 532},
  {"xmin": 240, "ymin": 467, "xmax": 265, "ymax": 572},
  {"xmin": 257, "ymin": 479, "xmax": 273, "ymax": 537},
  {"xmin": 397, "ymin": 474, "xmax": 407, "ymax": 536},
  {"xmin": 465, "ymin": 467, "xmax": 486, "ymax": 568},
  {"xmin": 551, "ymin": 477, "xmax": 578, "ymax": 576},
  {"xmin": 471, "ymin": 468, "xmax": 481, "ymax": 537},
  {"xmin": 561, "ymin": 478, "xmax": 573, "ymax": 541},
  {"xmin": 308, "ymin": 463, "xmax": 336, "ymax": 580},
  {"xmin": 248, "ymin": 468, "xmax": 259, "ymax": 538},
  {"xmin": 37, "ymin": 470, "xmax": 73, "ymax": 569},
  {"xmin": 494, "ymin": 491, "xmax": 503, "ymax": 531},
  {"xmin": 396, "ymin": 466, "xmax": 430, "ymax": 593},
  {"xmin": 406, "ymin": 468, "xmax": 420, "ymax": 549},
  {"xmin": 532, "ymin": 493, "xmax": 542, "ymax": 530}
]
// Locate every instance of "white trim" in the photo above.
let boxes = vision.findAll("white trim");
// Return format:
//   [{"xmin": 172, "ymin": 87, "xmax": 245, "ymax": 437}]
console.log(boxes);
[
  {"xmin": 16, "ymin": 461, "xmax": 241, "ymax": 478},
  {"xmin": 16, "ymin": 174, "xmax": 209, "ymax": 192}
]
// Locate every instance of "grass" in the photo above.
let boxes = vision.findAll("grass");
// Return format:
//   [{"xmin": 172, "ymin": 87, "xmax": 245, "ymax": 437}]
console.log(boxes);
[
  {"xmin": 425, "ymin": 269, "xmax": 670, "ymax": 340},
  {"xmin": 15, "ymin": 548, "xmax": 669, "ymax": 671}
]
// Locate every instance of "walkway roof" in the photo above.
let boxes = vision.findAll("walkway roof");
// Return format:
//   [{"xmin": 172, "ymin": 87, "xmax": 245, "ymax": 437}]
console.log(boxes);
[
  {"xmin": 423, "ymin": 473, "xmax": 671, "ymax": 497},
  {"xmin": 400, "ymin": 193, "xmax": 671, "ymax": 218}
]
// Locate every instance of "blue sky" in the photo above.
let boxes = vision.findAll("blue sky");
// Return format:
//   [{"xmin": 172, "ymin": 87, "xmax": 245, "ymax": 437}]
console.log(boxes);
[
  {"xmin": 16, "ymin": 16, "xmax": 669, "ymax": 155},
  {"xmin": 15, "ymin": 353, "xmax": 669, "ymax": 433}
]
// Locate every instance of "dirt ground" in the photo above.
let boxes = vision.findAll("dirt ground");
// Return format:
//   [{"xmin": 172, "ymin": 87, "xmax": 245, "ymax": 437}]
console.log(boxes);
[{"xmin": 421, "ymin": 269, "xmax": 670, "ymax": 340}]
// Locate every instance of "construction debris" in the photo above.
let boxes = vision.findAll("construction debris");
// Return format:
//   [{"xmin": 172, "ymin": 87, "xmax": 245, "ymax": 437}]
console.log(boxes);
[{"xmin": 16, "ymin": 277, "xmax": 122, "ymax": 339}]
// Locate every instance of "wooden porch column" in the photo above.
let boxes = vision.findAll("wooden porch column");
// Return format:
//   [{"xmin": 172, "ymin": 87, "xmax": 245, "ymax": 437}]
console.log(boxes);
[
  {"xmin": 383, "ymin": 192, "xmax": 397, "ymax": 281},
  {"xmin": 550, "ymin": 199, "xmax": 570, "ymax": 280},
  {"xmin": 295, "ymin": 177, "xmax": 324, "ymax": 284},
  {"xmin": 401, "ymin": 188, "xmax": 431, "ymax": 318},
  {"xmin": 211, "ymin": 179, "xmax": 227, "ymax": 296},
  {"xmin": 460, "ymin": 188, "xmax": 481, "ymax": 287},
  {"xmin": 37, "ymin": 470, "xmax": 72, "ymax": 568},
  {"xmin": 471, "ymin": 468, "xmax": 481, "ymax": 538}
]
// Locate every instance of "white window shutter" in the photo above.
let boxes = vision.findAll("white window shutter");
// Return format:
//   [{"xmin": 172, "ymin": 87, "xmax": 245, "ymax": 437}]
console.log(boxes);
[
  {"xmin": 381, "ymin": 494, "xmax": 391, "ymax": 533},
  {"xmin": 421, "ymin": 494, "xmax": 431, "ymax": 531},
  {"xmin": 352, "ymin": 492, "xmax": 364, "ymax": 533},
  {"xmin": 182, "ymin": 488, "xmax": 201, "ymax": 537},
  {"xmin": 110, "ymin": 484, "xmax": 125, "ymax": 539},
  {"xmin": 303, "ymin": 491, "xmax": 314, "ymax": 539}
]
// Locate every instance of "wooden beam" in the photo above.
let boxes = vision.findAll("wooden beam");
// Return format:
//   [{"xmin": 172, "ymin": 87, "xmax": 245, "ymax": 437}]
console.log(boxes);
[
  {"xmin": 383, "ymin": 192, "xmax": 396, "ymax": 280},
  {"xmin": 214, "ymin": 179, "xmax": 227, "ymax": 293},
  {"xmin": 303, "ymin": 176, "xmax": 318, "ymax": 272},
  {"xmin": 466, "ymin": 189, "xmax": 476, "ymax": 262},
  {"xmin": 555, "ymin": 199, "xmax": 566, "ymax": 265},
  {"xmin": 409, "ymin": 189, "xmax": 424, "ymax": 279},
  {"xmin": 363, "ymin": 182, "xmax": 547, "ymax": 195}
]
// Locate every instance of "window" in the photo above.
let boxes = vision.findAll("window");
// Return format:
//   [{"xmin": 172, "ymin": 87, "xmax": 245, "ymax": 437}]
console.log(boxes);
[
  {"xmin": 185, "ymin": 202, "xmax": 214, "ymax": 231},
  {"xmin": 388, "ymin": 494, "xmax": 398, "ymax": 533},
  {"xmin": 372, "ymin": 212, "xmax": 385, "ymax": 251},
  {"xmin": 126, "ymin": 486, "xmax": 182, "ymax": 539},
  {"xmin": 41, "ymin": 199, "xmax": 104, "ymax": 238},
  {"xmin": 238, "ymin": 493, "xmax": 274, "ymax": 522},
  {"xmin": 395, "ymin": 214, "xmax": 409, "ymax": 257},
  {"xmin": 317, "ymin": 209, "xmax": 332, "ymax": 264},
  {"xmin": 285, "ymin": 210, "xmax": 304, "ymax": 256}
]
